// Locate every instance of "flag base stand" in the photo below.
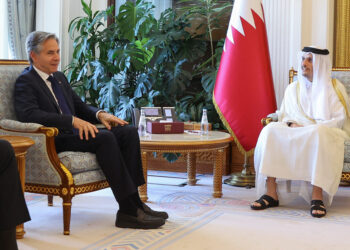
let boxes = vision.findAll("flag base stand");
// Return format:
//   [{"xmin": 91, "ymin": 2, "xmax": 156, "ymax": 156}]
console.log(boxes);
[{"xmin": 224, "ymin": 153, "xmax": 255, "ymax": 188}]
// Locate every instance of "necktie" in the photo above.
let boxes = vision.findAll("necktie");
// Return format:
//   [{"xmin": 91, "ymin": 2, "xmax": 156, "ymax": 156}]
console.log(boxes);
[{"xmin": 47, "ymin": 75, "xmax": 72, "ymax": 115}]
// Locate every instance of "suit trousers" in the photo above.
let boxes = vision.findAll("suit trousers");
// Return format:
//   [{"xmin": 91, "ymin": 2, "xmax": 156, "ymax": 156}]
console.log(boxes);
[
  {"xmin": 54, "ymin": 125, "xmax": 145, "ymax": 202},
  {"xmin": 0, "ymin": 139, "xmax": 31, "ymax": 230}
]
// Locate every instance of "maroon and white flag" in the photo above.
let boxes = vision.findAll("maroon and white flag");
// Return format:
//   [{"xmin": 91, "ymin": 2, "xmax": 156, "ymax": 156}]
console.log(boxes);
[{"xmin": 213, "ymin": 0, "xmax": 276, "ymax": 155}]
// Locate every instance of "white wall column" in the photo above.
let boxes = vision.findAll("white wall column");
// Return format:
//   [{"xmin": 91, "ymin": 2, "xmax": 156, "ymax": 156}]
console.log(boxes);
[
  {"xmin": 263, "ymin": 0, "xmax": 296, "ymax": 107},
  {"xmin": 301, "ymin": 0, "xmax": 334, "ymax": 61},
  {"xmin": 36, "ymin": 0, "xmax": 107, "ymax": 70},
  {"xmin": 60, "ymin": 0, "xmax": 107, "ymax": 70},
  {"xmin": 36, "ymin": 0, "xmax": 60, "ymax": 36}
]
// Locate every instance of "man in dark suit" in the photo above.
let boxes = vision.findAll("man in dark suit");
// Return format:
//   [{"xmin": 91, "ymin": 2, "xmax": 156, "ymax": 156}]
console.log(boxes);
[
  {"xmin": 0, "ymin": 140, "xmax": 30, "ymax": 250},
  {"xmin": 14, "ymin": 31, "xmax": 168, "ymax": 229}
]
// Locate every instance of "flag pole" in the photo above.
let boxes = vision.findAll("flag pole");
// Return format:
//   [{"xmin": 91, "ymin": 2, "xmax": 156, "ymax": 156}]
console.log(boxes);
[{"xmin": 224, "ymin": 152, "xmax": 255, "ymax": 188}]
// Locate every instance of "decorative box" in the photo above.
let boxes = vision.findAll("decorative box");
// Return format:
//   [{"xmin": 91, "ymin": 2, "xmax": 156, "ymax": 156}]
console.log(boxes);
[
  {"xmin": 146, "ymin": 121, "xmax": 184, "ymax": 134},
  {"xmin": 184, "ymin": 122, "xmax": 212, "ymax": 131}
]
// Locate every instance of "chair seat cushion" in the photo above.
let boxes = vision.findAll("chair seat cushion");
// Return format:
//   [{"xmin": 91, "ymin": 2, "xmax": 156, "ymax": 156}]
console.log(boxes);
[
  {"xmin": 58, "ymin": 151, "xmax": 100, "ymax": 174},
  {"xmin": 343, "ymin": 163, "xmax": 350, "ymax": 172},
  {"xmin": 73, "ymin": 169, "xmax": 106, "ymax": 185},
  {"xmin": 344, "ymin": 140, "xmax": 350, "ymax": 163}
]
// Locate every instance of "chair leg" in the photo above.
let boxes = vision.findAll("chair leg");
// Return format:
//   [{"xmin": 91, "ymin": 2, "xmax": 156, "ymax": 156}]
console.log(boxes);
[
  {"xmin": 48, "ymin": 195, "xmax": 53, "ymax": 206},
  {"xmin": 62, "ymin": 199, "xmax": 72, "ymax": 235}
]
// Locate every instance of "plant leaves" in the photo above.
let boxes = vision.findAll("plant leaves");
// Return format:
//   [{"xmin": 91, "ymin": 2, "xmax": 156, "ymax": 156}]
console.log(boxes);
[
  {"xmin": 81, "ymin": 0, "xmax": 92, "ymax": 18},
  {"xmin": 162, "ymin": 153, "xmax": 181, "ymax": 163}
]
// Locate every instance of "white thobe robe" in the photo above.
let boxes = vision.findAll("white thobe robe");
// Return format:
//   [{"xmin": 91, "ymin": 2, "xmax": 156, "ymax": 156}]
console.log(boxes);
[{"xmin": 255, "ymin": 79, "xmax": 350, "ymax": 205}]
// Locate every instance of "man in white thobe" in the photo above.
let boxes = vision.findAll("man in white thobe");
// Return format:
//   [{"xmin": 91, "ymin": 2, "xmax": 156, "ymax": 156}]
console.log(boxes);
[{"xmin": 250, "ymin": 46, "xmax": 350, "ymax": 218}]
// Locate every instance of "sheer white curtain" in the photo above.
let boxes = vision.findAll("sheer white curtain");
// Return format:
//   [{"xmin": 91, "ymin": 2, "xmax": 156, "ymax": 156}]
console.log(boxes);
[
  {"xmin": 0, "ymin": 0, "xmax": 10, "ymax": 59},
  {"xmin": 115, "ymin": 0, "xmax": 172, "ymax": 19},
  {"xmin": 7, "ymin": 0, "xmax": 36, "ymax": 59}
]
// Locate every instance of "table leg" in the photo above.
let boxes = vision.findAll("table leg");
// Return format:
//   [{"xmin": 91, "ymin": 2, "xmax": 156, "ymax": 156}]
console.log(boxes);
[
  {"xmin": 187, "ymin": 152, "xmax": 197, "ymax": 185},
  {"xmin": 213, "ymin": 149, "xmax": 224, "ymax": 198},
  {"xmin": 15, "ymin": 153, "xmax": 26, "ymax": 239},
  {"xmin": 138, "ymin": 151, "xmax": 148, "ymax": 202}
]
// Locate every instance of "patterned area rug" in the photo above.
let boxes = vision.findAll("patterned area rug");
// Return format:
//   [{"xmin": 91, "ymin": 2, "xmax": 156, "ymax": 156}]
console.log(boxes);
[
  {"xmin": 19, "ymin": 171, "xmax": 350, "ymax": 250},
  {"xmin": 24, "ymin": 193, "xmax": 47, "ymax": 205}
]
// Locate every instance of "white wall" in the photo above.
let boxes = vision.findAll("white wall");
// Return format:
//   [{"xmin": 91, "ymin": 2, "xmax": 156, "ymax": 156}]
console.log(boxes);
[
  {"xmin": 263, "ymin": 0, "xmax": 295, "ymax": 107},
  {"xmin": 35, "ymin": 0, "xmax": 61, "ymax": 44},
  {"xmin": 36, "ymin": 0, "xmax": 107, "ymax": 70},
  {"xmin": 301, "ymin": 0, "xmax": 334, "ymax": 60}
]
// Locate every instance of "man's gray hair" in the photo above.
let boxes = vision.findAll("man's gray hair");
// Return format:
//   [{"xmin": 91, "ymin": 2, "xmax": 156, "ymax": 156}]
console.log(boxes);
[{"xmin": 26, "ymin": 31, "xmax": 59, "ymax": 64}]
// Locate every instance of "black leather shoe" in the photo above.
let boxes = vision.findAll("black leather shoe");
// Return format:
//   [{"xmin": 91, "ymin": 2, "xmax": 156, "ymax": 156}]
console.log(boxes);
[
  {"xmin": 142, "ymin": 203, "xmax": 169, "ymax": 219},
  {"xmin": 115, "ymin": 208, "xmax": 165, "ymax": 229}
]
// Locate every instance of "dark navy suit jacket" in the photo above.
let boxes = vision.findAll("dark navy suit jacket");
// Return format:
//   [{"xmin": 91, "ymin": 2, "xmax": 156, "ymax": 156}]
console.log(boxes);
[
  {"xmin": 14, "ymin": 66, "xmax": 144, "ymax": 201},
  {"xmin": 14, "ymin": 66, "xmax": 99, "ymax": 134}
]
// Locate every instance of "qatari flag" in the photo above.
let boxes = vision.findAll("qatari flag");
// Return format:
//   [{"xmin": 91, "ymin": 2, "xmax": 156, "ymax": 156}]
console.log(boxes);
[{"xmin": 213, "ymin": 0, "xmax": 276, "ymax": 155}]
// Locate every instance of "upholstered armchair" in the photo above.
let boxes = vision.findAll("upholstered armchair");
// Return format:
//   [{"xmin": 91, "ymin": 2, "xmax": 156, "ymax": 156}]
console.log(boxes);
[
  {"xmin": 0, "ymin": 60, "xmax": 111, "ymax": 235},
  {"xmin": 261, "ymin": 67, "xmax": 350, "ymax": 183}
]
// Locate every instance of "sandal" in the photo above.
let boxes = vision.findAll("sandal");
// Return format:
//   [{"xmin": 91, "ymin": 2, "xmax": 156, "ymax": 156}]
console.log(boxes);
[
  {"xmin": 250, "ymin": 194, "xmax": 279, "ymax": 210},
  {"xmin": 310, "ymin": 200, "xmax": 326, "ymax": 218}
]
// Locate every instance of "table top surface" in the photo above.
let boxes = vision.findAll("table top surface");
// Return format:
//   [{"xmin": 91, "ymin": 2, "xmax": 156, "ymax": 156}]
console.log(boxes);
[
  {"xmin": 0, "ymin": 135, "xmax": 35, "ymax": 146},
  {"xmin": 0, "ymin": 135, "xmax": 35, "ymax": 155},
  {"xmin": 140, "ymin": 131, "xmax": 232, "ymax": 144}
]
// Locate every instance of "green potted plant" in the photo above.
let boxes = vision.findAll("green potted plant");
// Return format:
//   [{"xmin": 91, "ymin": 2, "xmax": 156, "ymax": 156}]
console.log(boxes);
[
  {"xmin": 67, "ymin": 0, "xmax": 159, "ymax": 120},
  {"xmin": 66, "ymin": 0, "xmax": 232, "ymax": 163},
  {"xmin": 67, "ymin": 0, "xmax": 232, "ymax": 126},
  {"xmin": 174, "ymin": 0, "xmax": 233, "ymax": 128}
]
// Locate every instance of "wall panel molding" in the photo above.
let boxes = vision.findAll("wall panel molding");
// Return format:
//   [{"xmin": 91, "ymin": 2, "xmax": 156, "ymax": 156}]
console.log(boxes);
[{"xmin": 334, "ymin": 0, "xmax": 350, "ymax": 67}]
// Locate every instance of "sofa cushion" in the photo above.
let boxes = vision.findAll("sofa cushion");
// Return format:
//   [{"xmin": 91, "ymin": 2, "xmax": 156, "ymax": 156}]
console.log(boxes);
[
  {"xmin": 343, "ymin": 163, "xmax": 350, "ymax": 172},
  {"xmin": 344, "ymin": 140, "xmax": 350, "ymax": 163},
  {"xmin": 0, "ymin": 64, "xmax": 28, "ymax": 120},
  {"xmin": 332, "ymin": 70, "xmax": 350, "ymax": 95},
  {"xmin": 58, "ymin": 151, "xmax": 100, "ymax": 174}
]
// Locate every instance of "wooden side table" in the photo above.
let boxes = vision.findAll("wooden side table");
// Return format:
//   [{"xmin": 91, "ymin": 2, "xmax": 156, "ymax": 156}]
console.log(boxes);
[{"xmin": 0, "ymin": 135, "xmax": 35, "ymax": 239}]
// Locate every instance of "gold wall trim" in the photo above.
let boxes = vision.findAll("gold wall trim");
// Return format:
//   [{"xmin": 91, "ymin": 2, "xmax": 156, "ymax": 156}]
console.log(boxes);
[
  {"xmin": 334, "ymin": 0, "xmax": 350, "ymax": 67},
  {"xmin": 0, "ymin": 60, "xmax": 29, "ymax": 65},
  {"xmin": 333, "ymin": 67, "xmax": 350, "ymax": 71}
]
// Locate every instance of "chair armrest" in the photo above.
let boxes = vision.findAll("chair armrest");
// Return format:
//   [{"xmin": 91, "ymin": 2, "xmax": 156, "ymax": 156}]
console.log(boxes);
[
  {"xmin": 261, "ymin": 113, "xmax": 278, "ymax": 126},
  {"xmin": 0, "ymin": 119, "xmax": 43, "ymax": 132},
  {"xmin": 261, "ymin": 117, "xmax": 272, "ymax": 126},
  {"xmin": 0, "ymin": 120, "xmax": 70, "ymax": 186}
]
